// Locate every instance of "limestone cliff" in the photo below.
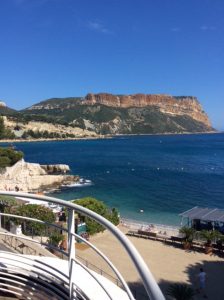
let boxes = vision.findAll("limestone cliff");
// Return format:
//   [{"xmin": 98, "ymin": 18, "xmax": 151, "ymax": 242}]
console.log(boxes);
[
  {"xmin": 0, "ymin": 159, "xmax": 79, "ymax": 192},
  {"xmin": 1, "ymin": 92, "xmax": 213, "ymax": 135},
  {"xmin": 40, "ymin": 164, "xmax": 70, "ymax": 174},
  {"xmin": 85, "ymin": 93, "xmax": 211, "ymax": 127}
]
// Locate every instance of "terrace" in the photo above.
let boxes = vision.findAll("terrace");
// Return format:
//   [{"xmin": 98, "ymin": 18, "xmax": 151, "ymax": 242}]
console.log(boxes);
[{"xmin": 0, "ymin": 191, "xmax": 165, "ymax": 300}]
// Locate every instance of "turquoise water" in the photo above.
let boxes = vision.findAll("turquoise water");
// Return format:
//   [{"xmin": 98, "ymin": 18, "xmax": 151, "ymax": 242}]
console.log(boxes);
[{"xmin": 2, "ymin": 133, "xmax": 224, "ymax": 225}]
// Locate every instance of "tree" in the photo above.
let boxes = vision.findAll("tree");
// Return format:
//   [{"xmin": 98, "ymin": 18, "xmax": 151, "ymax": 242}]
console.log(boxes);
[
  {"xmin": 0, "ymin": 195, "xmax": 17, "ymax": 212},
  {"xmin": 199, "ymin": 230, "xmax": 221, "ymax": 246},
  {"xmin": 179, "ymin": 226, "xmax": 196, "ymax": 249},
  {"xmin": 6, "ymin": 204, "xmax": 55, "ymax": 236},
  {"xmin": 0, "ymin": 147, "xmax": 24, "ymax": 168},
  {"xmin": 0, "ymin": 117, "xmax": 15, "ymax": 139},
  {"xmin": 48, "ymin": 232, "xmax": 64, "ymax": 247},
  {"xmin": 199, "ymin": 229, "xmax": 221, "ymax": 254},
  {"xmin": 0, "ymin": 117, "xmax": 4, "ymax": 138},
  {"xmin": 73, "ymin": 197, "xmax": 120, "ymax": 235},
  {"xmin": 167, "ymin": 283, "xmax": 195, "ymax": 300}
]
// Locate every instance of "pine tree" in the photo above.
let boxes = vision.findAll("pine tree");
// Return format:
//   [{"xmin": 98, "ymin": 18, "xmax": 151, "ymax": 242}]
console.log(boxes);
[{"xmin": 0, "ymin": 117, "xmax": 5, "ymax": 138}]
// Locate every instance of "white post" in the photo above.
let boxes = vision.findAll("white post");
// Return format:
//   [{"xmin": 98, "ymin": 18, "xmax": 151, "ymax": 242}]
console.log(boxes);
[{"xmin": 68, "ymin": 209, "xmax": 76, "ymax": 299}]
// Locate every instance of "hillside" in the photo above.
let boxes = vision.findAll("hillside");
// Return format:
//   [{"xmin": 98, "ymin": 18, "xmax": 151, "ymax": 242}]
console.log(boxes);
[{"xmin": 0, "ymin": 93, "xmax": 214, "ymax": 138}]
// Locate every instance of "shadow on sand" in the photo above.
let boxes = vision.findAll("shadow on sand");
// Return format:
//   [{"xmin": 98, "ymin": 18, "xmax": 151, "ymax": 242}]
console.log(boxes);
[{"xmin": 128, "ymin": 259, "xmax": 224, "ymax": 299}]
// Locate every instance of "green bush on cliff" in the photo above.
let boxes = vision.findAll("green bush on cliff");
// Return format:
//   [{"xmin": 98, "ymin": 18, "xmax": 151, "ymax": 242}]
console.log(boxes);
[
  {"xmin": 0, "ymin": 147, "xmax": 24, "ymax": 168},
  {"xmin": 73, "ymin": 197, "xmax": 120, "ymax": 235}
]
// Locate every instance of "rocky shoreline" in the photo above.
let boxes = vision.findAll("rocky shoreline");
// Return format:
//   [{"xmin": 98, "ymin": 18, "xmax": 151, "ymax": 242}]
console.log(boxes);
[
  {"xmin": 0, "ymin": 159, "xmax": 79, "ymax": 193},
  {"xmin": 0, "ymin": 135, "xmax": 110, "ymax": 143},
  {"xmin": 0, "ymin": 130, "xmax": 220, "ymax": 144}
]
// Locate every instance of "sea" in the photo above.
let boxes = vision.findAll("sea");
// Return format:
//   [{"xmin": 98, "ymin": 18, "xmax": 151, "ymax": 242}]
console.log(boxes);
[{"xmin": 1, "ymin": 133, "xmax": 224, "ymax": 226}]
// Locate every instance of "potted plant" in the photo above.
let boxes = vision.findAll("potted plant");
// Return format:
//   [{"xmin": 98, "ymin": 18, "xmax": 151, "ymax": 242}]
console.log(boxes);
[
  {"xmin": 47, "ymin": 232, "xmax": 63, "ymax": 253},
  {"xmin": 199, "ymin": 230, "xmax": 221, "ymax": 254},
  {"xmin": 167, "ymin": 283, "xmax": 195, "ymax": 300},
  {"xmin": 179, "ymin": 226, "xmax": 196, "ymax": 250}
]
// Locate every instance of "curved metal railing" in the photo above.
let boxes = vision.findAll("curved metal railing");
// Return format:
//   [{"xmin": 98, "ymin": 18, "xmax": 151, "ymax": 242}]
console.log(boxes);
[{"xmin": 0, "ymin": 191, "xmax": 165, "ymax": 300}]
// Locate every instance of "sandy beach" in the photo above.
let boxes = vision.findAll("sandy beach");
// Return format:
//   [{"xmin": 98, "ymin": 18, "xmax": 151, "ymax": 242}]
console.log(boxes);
[{"xmin": 76, "ymin": 225, "xmax": 224, "ymax": 299}]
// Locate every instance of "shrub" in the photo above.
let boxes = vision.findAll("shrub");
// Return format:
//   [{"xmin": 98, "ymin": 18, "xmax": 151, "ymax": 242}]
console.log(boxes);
[
  {"xmin": 0, "ymin": 195, "xmax": 17, "ymax": 212},
  {"xmin": 179, "ymin": 226, "xmax": 196, "ymax": 243},
  {"xmin": 0, "ymin": 147, "xmax": 24, "ymax": 168},
  {"xmin": 73, "ymin": 197, "xmax": 120, "ymax": 235},
  {"xmin": 0, "ymin": 156, "xmax": 11, "ymax": 168},
  {"xmin": 6, "ymin": 204, "xmax": 55, "ymax": 236},
  {"xmin": 167, "ymin": 283, "xmax": 195, "ymax": 300},
  {"xmin": 199, "ymin": 230, "xmax": 221, "ymax": 246},
  {"xmin": 0, "ymin": 117, "xmax": 15, "ymax": 139},
  {"xmin": 48, "ymin": 232, "xmax": 64, "ymax": 247}
]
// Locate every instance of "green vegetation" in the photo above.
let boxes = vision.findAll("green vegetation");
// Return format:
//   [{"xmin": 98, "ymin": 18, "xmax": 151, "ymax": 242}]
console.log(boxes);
[
  {"xmin": 21, "ymin": 100, "xmax": 211, "ymax": 134},
  {"xmin": 0, "ymin": 195, "xmax": 17, "ymax": 212},
  {"xmin": 21, "ymin": 129, "xmax": 76, "ymax": 139},
  {"xmin": 0, "ymin": 117, "xmax": 15, "ymax": 139},
  {"xmin": 48, "ymin": 232, "xmax": 64, "ymax": 247},
  {"xmin": 0, "ymin": 147, "xmax": 24, "ymax": 168},
  {"xmin": 199, "ymin": 229, "xmax": 221, "ymax": 246},
  {"xmin": 74, "ymin": 197, "xmax": 120, "ymax": 235},
  {"xmin": 167, "ymin": 283, "xmax": 195, "ymax": 300},
  {"xmin": 6, "ymin": 204, "xmax": 55, "ymax": 236},
  {"xmin": 0, "ymin": 96, "xmax": 212, "ymax": 136},
  {"xmin": 179, "ymin": 226, "xmax": 196, "ymax": 243}
]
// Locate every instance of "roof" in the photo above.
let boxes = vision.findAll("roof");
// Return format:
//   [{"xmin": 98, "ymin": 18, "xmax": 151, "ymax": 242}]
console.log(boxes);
[{"xmin": 179, "ymin": 207, "xmax": 224, "ymax": 223}]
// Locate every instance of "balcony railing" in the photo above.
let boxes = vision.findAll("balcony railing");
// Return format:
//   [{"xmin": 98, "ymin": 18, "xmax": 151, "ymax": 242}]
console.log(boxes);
[{"xmin": 0, "ymin": 191, "xmax": 165, "ymax": 300}]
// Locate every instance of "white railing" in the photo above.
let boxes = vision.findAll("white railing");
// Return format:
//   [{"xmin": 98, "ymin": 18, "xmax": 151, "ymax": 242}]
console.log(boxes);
[{"xmin": 0, "ymin": 191, "xmax": 165, "ymax": 300}]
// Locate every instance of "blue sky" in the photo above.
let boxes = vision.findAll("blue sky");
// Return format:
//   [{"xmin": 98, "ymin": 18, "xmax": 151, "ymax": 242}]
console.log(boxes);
[{"xmin": 0, "ymin": 0, "xmax": 223, "ymax": 129}]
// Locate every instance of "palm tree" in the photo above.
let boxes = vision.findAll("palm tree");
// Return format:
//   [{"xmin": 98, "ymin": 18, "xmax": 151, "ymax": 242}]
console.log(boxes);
[
  {"xmin": 200, "ymin": 229, "xmax": 220, "ymax": 245},
  {"xmin": 179, "ymin": 226, "xmax": 196, "ymax": 249},
  {"xmin": 167, "ymin": 283, "xmax": 195, "ymax": 300},
  {"xmin": 200, "ymin": 229, "xmax": 221, "ymax": 254}
]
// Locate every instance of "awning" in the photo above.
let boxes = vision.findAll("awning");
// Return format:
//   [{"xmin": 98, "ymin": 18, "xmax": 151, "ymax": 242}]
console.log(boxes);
[{"xmin": 179, "ymin": 207, "xmax": 224, "ymax": 223}]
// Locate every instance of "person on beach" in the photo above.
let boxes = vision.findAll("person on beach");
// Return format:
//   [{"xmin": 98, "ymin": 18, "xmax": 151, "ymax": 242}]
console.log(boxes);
[{"xmin": 197, "ymin": 268, "xmax": 207, "ymax": 298}]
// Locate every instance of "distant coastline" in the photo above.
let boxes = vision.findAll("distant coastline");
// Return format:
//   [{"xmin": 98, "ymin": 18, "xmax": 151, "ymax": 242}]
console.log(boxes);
[
  {"xmin": 0, "ymin": 130, "xmax": 220, "ymax": 144},
  {"xmin": 0, "ymin": 135, "xmax": 109, "ymax": 143}
]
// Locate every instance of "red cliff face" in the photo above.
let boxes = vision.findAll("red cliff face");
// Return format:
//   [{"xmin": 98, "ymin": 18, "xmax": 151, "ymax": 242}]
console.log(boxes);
[{"xmin": 84, "ymin": 93, "xmax": 211, "ymax": 127}]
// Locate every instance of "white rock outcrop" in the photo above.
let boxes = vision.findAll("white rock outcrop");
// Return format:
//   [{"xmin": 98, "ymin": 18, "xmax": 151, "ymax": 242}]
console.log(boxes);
[{"xmin": 0, "ymin": 159, "xmax": 77, "ymax": 192}]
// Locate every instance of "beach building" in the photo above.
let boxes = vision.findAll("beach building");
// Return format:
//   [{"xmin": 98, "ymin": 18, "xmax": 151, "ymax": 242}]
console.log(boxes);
[
  {"xmin": 180, "ymin": 206, "xmax": 224, "ymax": 233},
  {"xmin": 0, "ymin": 191, "xmax": 165, "ymax": 300}
]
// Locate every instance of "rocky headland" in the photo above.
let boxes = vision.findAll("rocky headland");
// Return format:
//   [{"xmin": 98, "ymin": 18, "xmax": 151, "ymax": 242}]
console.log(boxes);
[
  {"xmin": 84, "ymin": 93, "xmax": 211, "ymax": 127},
  {"xmin": 0, "ymin": 159, "xmax": 79, "ymax": 192},
  {"xmin": 0, "ymin": 92, "xmax": 214, "ymax": 137}
]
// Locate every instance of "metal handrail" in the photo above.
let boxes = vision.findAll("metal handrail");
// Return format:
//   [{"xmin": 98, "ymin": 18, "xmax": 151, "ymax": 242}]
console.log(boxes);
[
  {"xmin": 0, "ymin": 250, "xmax": 69, "ymax": 284},
  {"xmin": 0, "ymin": 259, "xmax": 69, "ymax": 299},
  {"xmin": 73, "ymin": 258, "xmax": 113, "ymax": 300},
  {"xmin": 0, "ymin": 231, "xmax": 68, "ymax": 257},
  {"xmin": 0, "ymin": 191, "xmax": 165, "ymax": 300},
  {"xmin": 1, "ymin": 212, "xmax": 132, "ymax": 296},
  {"xmin": 0, "ymin": 213, "xmax": 133, "ymax": 297}
]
